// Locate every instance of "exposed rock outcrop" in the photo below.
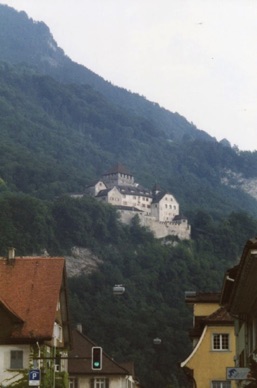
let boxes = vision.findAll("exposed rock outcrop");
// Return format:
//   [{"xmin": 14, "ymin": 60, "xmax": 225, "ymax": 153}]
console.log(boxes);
[{"xmin": 65, "ymin": 247, "xmax": 103, "ymax": 277}]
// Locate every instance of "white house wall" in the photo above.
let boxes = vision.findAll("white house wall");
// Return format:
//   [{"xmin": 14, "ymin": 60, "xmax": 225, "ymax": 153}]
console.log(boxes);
[
  {"xmin": 121, "ymin": 194, "xmax": 151, "ymax": 213},
  {"xmin": 0, "ymin": 344, "xmax": 30, "ymax": 387},
  {"xmin": 107, "ymin": 187, "xmax": 123, "ymax": 206},
  {"xmin": 157, "ymin": 195, "xmax": 179, "ymax": 222},
  {"xmin": 76, "ymin": 375, "xmax": 134, "ymax": 388},
  {"xmin": 93, "ymin": 181, "xmax": 107, "ymax": 196}
]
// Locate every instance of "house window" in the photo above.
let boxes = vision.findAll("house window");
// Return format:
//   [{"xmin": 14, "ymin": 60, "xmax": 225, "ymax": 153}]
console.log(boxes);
[
  {"xmin": 10, "ymin": 350, "xmax": 23, "ymax": 369},
  {"xmin": 212, "ymin": 333, "xmax": 229, "ymax": 351},
  {"xmin": 212, "ymin": 381, "xmax": 231, "ymax": 388},
  {"xmin": 90, "ymin": 378, "xmax": 109, "ymax": 388},
  {"xmin": 69, "ymin": 378, "xmax": 78, "ymax": 388}
]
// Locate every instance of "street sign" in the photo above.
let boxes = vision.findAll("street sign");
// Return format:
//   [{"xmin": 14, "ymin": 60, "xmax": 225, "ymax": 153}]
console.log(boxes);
[
  {"xmin": 226, "ymin": 367, "xmax": 251, "ymax": 380},
  {"xmin": 29, "ymin": 369, "xmax": 40, "ymax": 386}
]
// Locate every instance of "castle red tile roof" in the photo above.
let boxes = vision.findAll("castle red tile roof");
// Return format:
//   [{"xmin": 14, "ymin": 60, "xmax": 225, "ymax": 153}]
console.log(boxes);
[
  {"xmin": 0, "ymin": 256, "xmax": 66, "ymax": 341},
  {"xmin": 103, "ymin": 163, "xmax": 132, "ymax": 176}
]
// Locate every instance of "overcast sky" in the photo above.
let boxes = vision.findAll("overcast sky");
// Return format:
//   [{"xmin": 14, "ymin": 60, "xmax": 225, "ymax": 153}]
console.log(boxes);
[{"xmin": 2, "ymin": 0, "xmax": 257, "ymax": 151}]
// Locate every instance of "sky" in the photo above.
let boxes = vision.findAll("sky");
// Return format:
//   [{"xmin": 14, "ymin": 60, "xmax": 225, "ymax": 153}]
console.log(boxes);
[{"xmin": 2, "ymin": 0, "xmax": 257, "ymax": 151}]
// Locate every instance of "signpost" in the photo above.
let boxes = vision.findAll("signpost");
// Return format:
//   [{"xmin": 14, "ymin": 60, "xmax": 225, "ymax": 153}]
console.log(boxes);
[{"xmin": 29, "ymin": 369, "xmax": 40, "ymax": 386}]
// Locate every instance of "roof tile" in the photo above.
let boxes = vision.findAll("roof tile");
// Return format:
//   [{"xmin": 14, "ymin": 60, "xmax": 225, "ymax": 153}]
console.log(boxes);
[{"xmin": 0, "ymin": 257, "xmax": 65, "ymax": 341}]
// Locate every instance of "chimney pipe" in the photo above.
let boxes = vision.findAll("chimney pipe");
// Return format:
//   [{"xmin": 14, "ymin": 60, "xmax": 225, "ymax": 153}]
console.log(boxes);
[
  {"xmin": 76, "ymin": 323, "xmax": 83, "ymax": 333},
  {"xmin": 7, "ymin": 247, "xmax": 15, "ymax": 264}
]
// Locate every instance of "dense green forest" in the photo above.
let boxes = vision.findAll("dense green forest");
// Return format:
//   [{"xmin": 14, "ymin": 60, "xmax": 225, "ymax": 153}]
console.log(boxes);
[
  {"xmin": 0, "ymin": 62, "xmax": 257, "ymax": 217},
  {"xmin": 0, "ymin": 192, "xmax": 256, "ymax": 386}
]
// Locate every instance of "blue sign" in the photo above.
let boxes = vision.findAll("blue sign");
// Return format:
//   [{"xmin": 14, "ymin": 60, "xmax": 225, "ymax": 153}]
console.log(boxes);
[
  {"xmin": 29, "ymin": 369, "xmax": 40, "ymax": 386},
  {"xmin": 226, "ymin": 367, "xmax": 251, "ymax": 380}
]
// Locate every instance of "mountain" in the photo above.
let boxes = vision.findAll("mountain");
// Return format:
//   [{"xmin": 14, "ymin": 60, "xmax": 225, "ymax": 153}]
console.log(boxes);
[
  {"xmin": 1, "ymin": 4, "xmax": 257, "ymax": 218},
  {"xmin": 0, "ymin": 4, "xmax": 215, "ymax": 144}
]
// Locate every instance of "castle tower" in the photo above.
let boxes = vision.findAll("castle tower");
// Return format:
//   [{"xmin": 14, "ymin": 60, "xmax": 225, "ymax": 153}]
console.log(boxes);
[{"xmin": 102, "ymin": 163, "xmax": 135, "ymax": 187}]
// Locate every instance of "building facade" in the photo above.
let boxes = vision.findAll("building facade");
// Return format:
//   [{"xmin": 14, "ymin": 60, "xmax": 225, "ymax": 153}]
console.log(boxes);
[
  {"xmin": 69, "ymin": 327, "xmax": 140, "ymax": 388},
  {"xmin": 221, "ymin": 237, "xmax": 257, "ymax": 387},
  {"xmin": 181, "ymin": 292, "xmax": 236, "ymax": 388},
  {"xmin": 0, "ymin": 249, "xmax": 71, "ymax": 387}
]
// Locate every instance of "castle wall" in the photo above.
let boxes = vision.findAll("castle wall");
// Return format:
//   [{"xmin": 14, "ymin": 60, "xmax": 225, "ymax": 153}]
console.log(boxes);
[{"xmin": 118, "ymin": 210, "xmax": 191, "ymax": 240}]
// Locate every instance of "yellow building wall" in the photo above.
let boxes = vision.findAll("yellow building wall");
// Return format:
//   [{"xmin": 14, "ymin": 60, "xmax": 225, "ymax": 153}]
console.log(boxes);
[
  {"xmin": 194, "ymin": 303, "xmax": 220, "ymax": 317},
  {"xmin": 185, "ymin": 325, "xmax": 236, "ymax": 388}
]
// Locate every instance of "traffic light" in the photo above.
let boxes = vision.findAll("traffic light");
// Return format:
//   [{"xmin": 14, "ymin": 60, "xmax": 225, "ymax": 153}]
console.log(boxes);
[{"xmin": 91, "ymin": 347, "xmax": 102, "ymax": 370}]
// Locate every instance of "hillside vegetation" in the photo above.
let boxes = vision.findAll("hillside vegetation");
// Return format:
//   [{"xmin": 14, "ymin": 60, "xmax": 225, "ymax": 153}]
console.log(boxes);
[
  {"xmin": 1, "ymin": 62, "xmax": 257, "ymax": 217},
  {"xmin": 0, "ymin": 193, "xmax": 256, "ymax": 386}
]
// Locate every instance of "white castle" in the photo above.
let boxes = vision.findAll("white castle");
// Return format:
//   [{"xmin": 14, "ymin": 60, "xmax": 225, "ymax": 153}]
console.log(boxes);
[{"xmin": 84, "ymin": 163, "xmax": 191, "ymax": 240}]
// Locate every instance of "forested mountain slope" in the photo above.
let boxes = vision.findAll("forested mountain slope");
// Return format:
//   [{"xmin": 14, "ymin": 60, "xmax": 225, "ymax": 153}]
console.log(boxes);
[
  {"xmin": 0, "ymin": 193, "xmax": 257, "ymax": 387},
  {"xmin": 0, "ymin": 4, "xmax": 215, "ymax": 143},
  {"xmin": 1, "ymin": 4, "xmax": 257, "ymax": 217}
]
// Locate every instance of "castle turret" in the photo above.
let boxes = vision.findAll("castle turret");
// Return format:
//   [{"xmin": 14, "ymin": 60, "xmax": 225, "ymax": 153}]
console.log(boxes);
[{"xmin": 102, "ymin": 163, "xmax": 135, "ymax": 187}]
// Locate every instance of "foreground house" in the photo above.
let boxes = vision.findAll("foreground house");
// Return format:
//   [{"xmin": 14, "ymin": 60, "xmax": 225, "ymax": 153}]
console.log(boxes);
[
  {"xmin": 69, "ymin": 326, "xmax": 140, "ymax": 388},
  {"xmin": 180, "ymin": 292, "xmax": 236, "ymax": 388},
  {"xmin": 221, "ymin": 237, "xmax": 257, "ymax": 387},
  {"xmin": 0, "ymin": 250, "xmax": 71, "ymax": 387}
]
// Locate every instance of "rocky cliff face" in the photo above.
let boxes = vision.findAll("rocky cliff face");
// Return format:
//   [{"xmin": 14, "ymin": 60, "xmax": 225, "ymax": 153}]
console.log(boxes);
[
  {"xmin": 221, "ymin": 169, "xmax": 257, "ymax": 200},
  {"xmin": 65, "ymin": 247, "xmax": 103, "ymax": 277}
]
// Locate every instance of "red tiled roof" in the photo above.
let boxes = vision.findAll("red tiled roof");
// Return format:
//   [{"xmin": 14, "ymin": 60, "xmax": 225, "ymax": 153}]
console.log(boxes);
[
  {"xmin": 204, "ymin": 306, "xmax": 234, "ymax": 325},
  {"xmin": 69, "ymin": 329, "xmax": 133, "ymax": 376},
  {"xmin": 0, "ymin": 257, "xmax": 65, "ymax": 341}
]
